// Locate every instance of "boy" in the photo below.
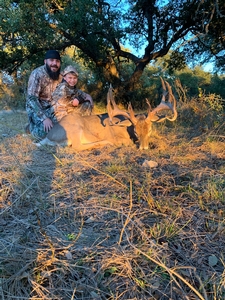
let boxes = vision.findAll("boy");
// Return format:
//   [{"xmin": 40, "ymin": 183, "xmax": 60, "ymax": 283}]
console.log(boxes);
[{"xmin": 51, "ymin": 65, "xmax": 94, "ymax": 122}]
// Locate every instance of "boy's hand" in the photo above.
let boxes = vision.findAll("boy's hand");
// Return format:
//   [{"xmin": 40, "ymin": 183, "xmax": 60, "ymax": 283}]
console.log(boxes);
[{"xmin": 72, "ymin": 98, "xmax": 79, "ymax": 106}]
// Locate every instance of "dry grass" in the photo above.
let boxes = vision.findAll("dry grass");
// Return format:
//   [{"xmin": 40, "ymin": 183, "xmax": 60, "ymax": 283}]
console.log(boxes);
[{"xmin": 0, "ymin": 101, "xmax": 224, "ymax": 300}]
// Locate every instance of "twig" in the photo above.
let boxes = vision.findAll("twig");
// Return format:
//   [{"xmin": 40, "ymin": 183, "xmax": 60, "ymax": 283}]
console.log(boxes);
[
  {"xmin": 73, "ymin": 204, "xmax": 206, "ymax": 300},
  {"xmin": 195, "ymin": 273, "xmax": 209, "ymax": 300},
  {"xmin": 0, "ymin": 177, "xmax": 38, "ymax": 216},
  {"xmin": 126, "ymin": 236, "xmax": 205, "ymax": 300},
  {"xmin": 74, "ymin": 154, "xmax": 128, "ymax": 189},
  {"xmin": 118, "ymin": 181, "xmax": 133, "ymax": 245},
  {"xmin": 209, "ymin": 135, "xmax": 225, "ymax": 139}
]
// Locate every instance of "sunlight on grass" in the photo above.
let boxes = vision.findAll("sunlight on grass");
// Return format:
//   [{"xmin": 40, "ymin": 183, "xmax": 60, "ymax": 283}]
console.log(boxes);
[
  {"xmin": 0, "ymin": 99, "xmax": 224, "ymax": 300},
  {"xmin": 203, "ymin": 176, "xmax": 225, "ymax": 203},
  {"xmin": 105, "ymin": 163, "xmax": 128, "ymax": 174}
]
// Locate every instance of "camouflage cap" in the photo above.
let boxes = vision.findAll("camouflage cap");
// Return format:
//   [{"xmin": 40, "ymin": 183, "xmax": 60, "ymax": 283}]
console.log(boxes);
[{"xmin": 63, "ymin": 65, "xmax": 79, "ymax": 77}]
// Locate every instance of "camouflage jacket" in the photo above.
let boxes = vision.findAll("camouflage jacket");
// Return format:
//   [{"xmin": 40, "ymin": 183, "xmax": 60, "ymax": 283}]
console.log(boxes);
[
  {"xmin": 26, "ymin": 65, "xmax": 62, "ymax": 121},
  {"xmin": 51, "ymin": 80, "xmax": 92, "ymax": 121}
]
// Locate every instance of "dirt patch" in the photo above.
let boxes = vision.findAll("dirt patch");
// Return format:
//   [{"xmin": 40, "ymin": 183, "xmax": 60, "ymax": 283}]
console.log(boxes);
[{"xmin": 0, "ymin": 111, "xmax": 225, "ymax": 299}]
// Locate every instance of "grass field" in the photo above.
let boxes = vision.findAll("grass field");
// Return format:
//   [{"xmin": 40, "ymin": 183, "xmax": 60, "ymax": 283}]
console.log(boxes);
[{"xmin": 0, "ymin": 99, "xmax": 224, "ymax": 299}]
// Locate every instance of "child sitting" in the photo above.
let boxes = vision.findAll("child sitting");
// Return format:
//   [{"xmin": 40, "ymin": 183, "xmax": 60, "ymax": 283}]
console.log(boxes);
[{"xmin": 51, "ymin": 65, "xmax": 93, "ymax": 122}]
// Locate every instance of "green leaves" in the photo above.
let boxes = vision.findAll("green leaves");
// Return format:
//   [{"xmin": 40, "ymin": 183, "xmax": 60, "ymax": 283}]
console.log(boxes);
[{"xmin": 0, "ymin": 0, "xmax": 224, "ymax": 91}]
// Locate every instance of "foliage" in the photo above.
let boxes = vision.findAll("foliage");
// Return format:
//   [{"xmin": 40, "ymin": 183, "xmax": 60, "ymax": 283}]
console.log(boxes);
[
  {"xmin": 0, "ymin": 0, "xmax": 224, "ymax": 100},
  {"xmin": 0, "ymin": 73, "xmax": 26, "ymax": 109},
  {"xmin": 178, "ymin": 93, "xmax": 224, "ymax": 132},
  {"xmin": 165, "ymin": 51, "xmax": 187, "ymax": 73},
  {"xmin": 1, "ymin": 56, "xmax": 225, "ymax": 110},
  {"xmin": 183, "ymin": 1, "xmax": 225, "ymax": 73}
]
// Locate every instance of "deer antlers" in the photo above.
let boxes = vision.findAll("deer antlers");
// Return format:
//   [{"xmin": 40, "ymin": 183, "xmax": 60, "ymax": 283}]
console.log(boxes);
[
  {"xmin": 107, "ymin": 84, "xmax": 130, "ymax": 125},
  {"xmin": 107, "ymin": 78, "xmax": 177, "ymax": 125},
  {"xmin": 145, "ymin": 77, "xmax": 177, "ymax": 123}
]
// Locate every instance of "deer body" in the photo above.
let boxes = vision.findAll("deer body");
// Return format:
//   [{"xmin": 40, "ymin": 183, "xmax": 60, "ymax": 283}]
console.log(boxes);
[
  {"xmin": 38, "ymin": 113, "xmax": 137, "ymax": 150},
  {"xmin": 37, "ymin": 78, "xmax": 177, "ymax": 150}
]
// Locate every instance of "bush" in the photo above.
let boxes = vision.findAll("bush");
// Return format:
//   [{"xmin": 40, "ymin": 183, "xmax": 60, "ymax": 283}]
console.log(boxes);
[
  {"xmin": 0, "ymin": 79, "xmax": 26, "ymax": 110},
  {"xmin": 179, "ymin": 94, "xmax": 225, "ymax": 133}
]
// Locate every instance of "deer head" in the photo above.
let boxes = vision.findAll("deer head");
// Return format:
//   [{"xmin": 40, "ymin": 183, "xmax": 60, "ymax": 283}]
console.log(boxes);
[{"xmin": 107, "ymin": 78, "xmax": 177, "ymax": 150}]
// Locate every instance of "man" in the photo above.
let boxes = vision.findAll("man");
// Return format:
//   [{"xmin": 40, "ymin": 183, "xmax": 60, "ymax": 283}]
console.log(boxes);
[{"xmin": 26, "ymin": 50, "xmax": 62, "ymax": 139}]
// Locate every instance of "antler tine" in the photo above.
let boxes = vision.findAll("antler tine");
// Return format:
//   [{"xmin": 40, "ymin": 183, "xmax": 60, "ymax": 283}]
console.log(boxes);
[
  {"xmin": 165, "ymin": 81, "xmax": 177, "ymax": 121},
  {"xmin": 160, "ymin": 76, "xmax": 166, "ymax": 95},
  {"xmin": 107, "ymin": 85, "xmax": 131, "ymax": 125},
  {"xmin": 145, "ymin": 77, "xmax": 177, "ymax": 123},
  {"xmin": 146, "ymin": 98, "xmax": 152, "ymax": 112},
  {"xmin": 127, "ymin": 102, "xmax": 138, "ymax": 125}
]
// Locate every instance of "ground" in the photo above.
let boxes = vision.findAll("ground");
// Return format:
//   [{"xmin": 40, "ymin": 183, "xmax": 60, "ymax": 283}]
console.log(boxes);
[{"xmin": 0, "ymin": 109, "xmax": 224, "ymax": 300}]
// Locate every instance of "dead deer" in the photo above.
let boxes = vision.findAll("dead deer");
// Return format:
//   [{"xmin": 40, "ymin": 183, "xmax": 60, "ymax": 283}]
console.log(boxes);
[{"xmin": 36, "ymin": 78, "xmax": 177, "ymax": 150}]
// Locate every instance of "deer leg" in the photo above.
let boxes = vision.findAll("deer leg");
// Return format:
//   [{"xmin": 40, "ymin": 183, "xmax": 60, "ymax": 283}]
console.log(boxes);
[
  {"xmin": 69, "ymin": 127, "xmax": 113, "ymax": 150},
  {"xmin": 35, "ymin": 137, "xmax": 72, "ymax": 147},
  {"xmin": 74, "ymin": 140, "xmax": 113, "ymax": 151}
]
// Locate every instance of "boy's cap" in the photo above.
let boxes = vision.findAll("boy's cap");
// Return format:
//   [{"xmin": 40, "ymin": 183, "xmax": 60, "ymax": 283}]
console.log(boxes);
[
  {"xmin": 44, "ymin": 50, "xmax": 61, "ymax": 60},
  {"xmin": 63, "ymin": 65, "xmax": 79, "ymax": 77}
]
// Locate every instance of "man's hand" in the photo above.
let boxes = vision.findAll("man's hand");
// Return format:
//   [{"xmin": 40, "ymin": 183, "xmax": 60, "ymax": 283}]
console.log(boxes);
[{"xmin": 43, "ymin": 118, "xmax": 53, "ymax": 132}]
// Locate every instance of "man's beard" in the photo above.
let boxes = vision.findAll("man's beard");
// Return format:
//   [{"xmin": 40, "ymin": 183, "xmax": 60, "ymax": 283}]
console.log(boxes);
[{"xmin": 46, "ymin": 63, "xmax": 61, "ymax": 80}]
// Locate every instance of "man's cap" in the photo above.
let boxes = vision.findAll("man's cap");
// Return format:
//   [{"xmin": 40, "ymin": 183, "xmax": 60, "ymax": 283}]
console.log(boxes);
[
  {"xmin": 63, "ymin": 65, "xmax": 79, "ymax": 77},
  {"xmin": 44, "ymin": 50, "xmax": 61, "ymax": 60}
]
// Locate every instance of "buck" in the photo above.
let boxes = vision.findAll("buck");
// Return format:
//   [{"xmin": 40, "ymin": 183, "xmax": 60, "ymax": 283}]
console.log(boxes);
[{"xmin": 36, "ymin": 78, "xmax": 177, "ymax": 150}]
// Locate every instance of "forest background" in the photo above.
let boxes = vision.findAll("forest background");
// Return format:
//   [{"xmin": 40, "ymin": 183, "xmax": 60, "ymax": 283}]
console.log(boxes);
[{"xmin": 0, "ymin": 0, "xmax": 225, "ymax": 110}]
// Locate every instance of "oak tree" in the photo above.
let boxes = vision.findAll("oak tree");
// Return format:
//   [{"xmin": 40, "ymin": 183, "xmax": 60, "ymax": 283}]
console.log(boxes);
[{"xmin": 0, "ymin": 0, "xmax": 224, "ymax": 99}]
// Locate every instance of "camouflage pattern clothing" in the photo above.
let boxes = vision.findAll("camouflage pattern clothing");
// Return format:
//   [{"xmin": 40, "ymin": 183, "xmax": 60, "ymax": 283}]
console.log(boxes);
[
  {"xmin": 26, "ymin": 65, "xmax": 62, "ymax": 139},
  {"xmin": 51, "ymin": 80, "xmax": 93, "ymax": 122}
]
